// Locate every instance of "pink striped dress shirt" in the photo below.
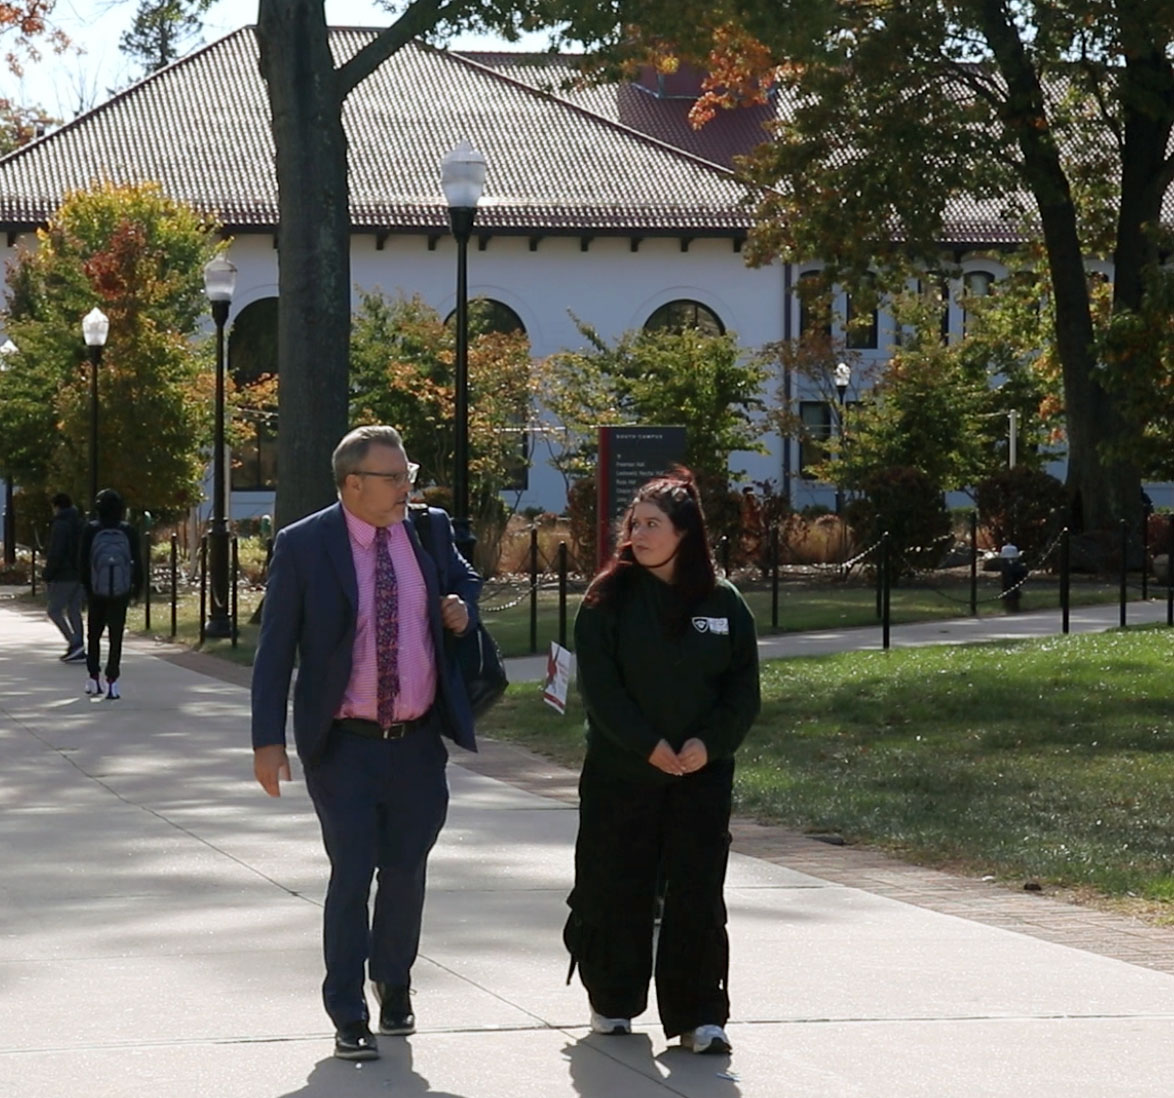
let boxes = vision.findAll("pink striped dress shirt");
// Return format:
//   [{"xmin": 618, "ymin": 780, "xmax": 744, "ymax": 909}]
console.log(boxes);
[{"xmin": 336, "ymin": 508, "xmax": 437, "ymax": 723}]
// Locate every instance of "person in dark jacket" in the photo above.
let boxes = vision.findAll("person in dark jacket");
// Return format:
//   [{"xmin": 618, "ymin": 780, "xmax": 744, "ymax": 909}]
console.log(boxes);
[
  {"xmin": 43, "ymin": 492, "xmax": 86, "ymax": 661},
  {"xmin": 79, "ymin": 489, "xmax": 143, "ymax": 700},
  {"xmin": 251, "ymin": 424, "xmax": 482, "ymax": 1063},
  {"xmin": 564, "ymin": 467, "xmax": 760, "ymax": 1057}
]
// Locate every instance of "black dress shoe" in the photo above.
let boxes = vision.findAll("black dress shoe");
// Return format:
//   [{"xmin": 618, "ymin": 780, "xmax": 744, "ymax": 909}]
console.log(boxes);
[
  {"xmin": 334, "ymin": 1020, "xmax": 379, "ymax": 1061},
  {"xmin": 375, "ymin": 982, "xmax": 415, "ymax": 1035}
]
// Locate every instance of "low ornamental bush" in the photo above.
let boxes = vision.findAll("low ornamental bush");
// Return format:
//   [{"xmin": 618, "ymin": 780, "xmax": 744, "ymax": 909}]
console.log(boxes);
[
  {"xmin": 975, "ymin": 466, "xmax": 1067, "ymax": 562},
  {"xmin": 847, "ymin": 466, "xmax": 952, "ymax": 574}
]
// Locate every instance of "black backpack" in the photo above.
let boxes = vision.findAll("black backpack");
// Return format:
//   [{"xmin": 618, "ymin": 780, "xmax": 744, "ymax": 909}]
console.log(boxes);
[{"xmin": 90, "ymin": 527, "xmax": 133, "ymax": 598}]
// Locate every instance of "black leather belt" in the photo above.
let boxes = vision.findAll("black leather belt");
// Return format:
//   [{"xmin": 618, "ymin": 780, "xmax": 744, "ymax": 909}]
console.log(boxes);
[{"xmin": 334, "ymin": 716, "xmax": 428, "ymax": 741}]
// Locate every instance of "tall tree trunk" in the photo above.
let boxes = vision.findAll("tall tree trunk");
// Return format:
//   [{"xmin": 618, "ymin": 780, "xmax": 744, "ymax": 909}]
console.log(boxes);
[
  {"xmin": 255, "ymin": 0, "xmax": 442, "ymax": 530},
  {"xmin": 257, "ymin": 1, "xmax": 351, "ymax": 531},
  {"xmin": 980, "ymin": 0, "xmax": 1139, "ymax": 531}
]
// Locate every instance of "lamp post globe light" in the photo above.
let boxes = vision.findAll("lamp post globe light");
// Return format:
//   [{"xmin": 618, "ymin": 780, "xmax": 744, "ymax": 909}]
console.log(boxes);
[
  {"xmin": 0, "ymin": 339, "xmax": 18, "ymax": 565},
  {"xmin": 202, "ymin": 254, "xmax": 237, "ymax": 639},
  {"xmin": 82, "ymin": 307, "xmax": 110, "ymax": 511},
  {"xmin": 442, "ymin": 139, "xmax": 487, "ymax": 563},
  {"xmin": 833, "ymin": 361, "xmax": 851, "ymax": 517}
]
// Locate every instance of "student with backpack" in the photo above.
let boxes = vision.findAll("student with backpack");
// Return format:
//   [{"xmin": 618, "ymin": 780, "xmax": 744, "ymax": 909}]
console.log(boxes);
[{"xmin": 79, "ymin": 489, "xmax": 143, "ymax": 700}]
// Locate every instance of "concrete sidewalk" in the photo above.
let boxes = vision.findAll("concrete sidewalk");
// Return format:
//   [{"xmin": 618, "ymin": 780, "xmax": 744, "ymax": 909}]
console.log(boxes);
[{"xmin": 3, "ymin": 600, "xmax": 1174, "ymax": 1097}]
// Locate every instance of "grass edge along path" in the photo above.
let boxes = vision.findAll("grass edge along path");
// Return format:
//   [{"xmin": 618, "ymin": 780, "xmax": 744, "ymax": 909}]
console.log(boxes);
[{"xmin": 477, "ymin": 627, "xmax": 1174, "ymax": 924}]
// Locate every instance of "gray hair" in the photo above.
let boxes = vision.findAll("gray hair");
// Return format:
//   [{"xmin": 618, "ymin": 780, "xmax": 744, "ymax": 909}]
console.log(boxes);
[{"xmin": 332, "ymin": 425, "xmax": 405, "ymax": 487}]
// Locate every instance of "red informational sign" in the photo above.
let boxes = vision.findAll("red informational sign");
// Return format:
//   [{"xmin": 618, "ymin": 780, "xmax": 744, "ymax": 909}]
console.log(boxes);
[{"xmin": 596, "ymin": 426, "xmax": 686, "ymax": 567}]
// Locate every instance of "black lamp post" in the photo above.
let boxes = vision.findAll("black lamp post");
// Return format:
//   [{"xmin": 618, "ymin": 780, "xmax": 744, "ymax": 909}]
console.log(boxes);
[
  {"xmin": 833, "ymin": 361, "xmax": 851, "ymax": 516},
  {"xmin": 82, "ymin": 308, "xmax": 110, "ymax": 511},
  {"xmin": 203, "ymin": 254, "xmax": 237, "ymax": 639},
  {"xmin": 0, "ymin": 339, "xmax": 17, "ymax": 565},
  {"xmin": 442, "ymin": 139, "xmax": 487, "ymax": 563}
]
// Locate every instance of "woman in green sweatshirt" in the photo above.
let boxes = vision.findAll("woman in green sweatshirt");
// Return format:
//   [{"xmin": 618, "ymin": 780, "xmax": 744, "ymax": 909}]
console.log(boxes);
[{"xmin": 564, "ymin": 468, "xmax": 760, "ymax": 1057}]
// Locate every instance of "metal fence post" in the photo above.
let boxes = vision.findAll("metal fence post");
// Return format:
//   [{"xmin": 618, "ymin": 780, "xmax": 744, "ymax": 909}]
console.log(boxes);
[
  {"xmin": 529, "ymin": 526, "xmax": 539, "ymax": 655},
  {"xmin": 969, "ymin": 510, "xmax": 978, "ymax": 617},
  {"xmin": 170, "ymin": 533, "xmax": 178, "ymax": 639},
  {"xmin": 557, "ymin": 540, "xmax": 568, "ymax": 649},
  {"xmin": 142, "ymin": 527, "xmax": 152, "ymax": 631},
  {"xmin": 770, "ymin": 524, "xmax": 780, "ymax": 633},
  {"xmin": 1119, "ymin": 518, "xmax": 1128, "ymax": 628},
  {"xmin": 199, "ymin": 534, "xmax": 208, "ymax": 645},
  {"xmin": 230, "ymin": 535, "xmax": 239, "ymax": 648},
  {"xmin": 1142, "ymin": 511, "xmax": 1149, "ymax": 601},
  {"xmin": 1061, "ymin": 526, "xmax": 1070, "ymax": 635},
  {"xmin": 1168, "ymin": 513, "xmax": 1174, "ymax": 627}
]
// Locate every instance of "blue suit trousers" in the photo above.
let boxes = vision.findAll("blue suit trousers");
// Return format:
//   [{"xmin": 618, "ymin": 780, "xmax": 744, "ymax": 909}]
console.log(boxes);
[{"xmin": 305, "ymin": 722, "xmax": 449, "ymax": 1027}]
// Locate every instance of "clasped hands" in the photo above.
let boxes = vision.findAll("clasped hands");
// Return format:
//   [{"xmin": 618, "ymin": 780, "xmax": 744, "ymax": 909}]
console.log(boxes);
[{"xmin": 648, "ymin": 737, "xmax": 708, "ymax": 777}]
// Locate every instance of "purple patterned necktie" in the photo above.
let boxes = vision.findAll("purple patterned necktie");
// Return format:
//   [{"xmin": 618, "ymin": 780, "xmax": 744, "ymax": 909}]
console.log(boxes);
[{"xmin": 374, "ymin": 525, "xmax": 399, "ymax": 727}]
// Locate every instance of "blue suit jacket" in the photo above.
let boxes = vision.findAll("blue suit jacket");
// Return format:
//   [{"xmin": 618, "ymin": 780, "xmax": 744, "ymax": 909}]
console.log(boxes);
[{"xmin": 250, "ymin": 501, "xmax": 482, "ymax": 766}]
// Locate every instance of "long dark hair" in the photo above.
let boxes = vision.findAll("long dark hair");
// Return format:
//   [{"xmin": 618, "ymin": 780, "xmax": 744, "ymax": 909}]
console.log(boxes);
[{"xmin": 583, "ymin": 467, "xmax": 716, "ymax": 620}]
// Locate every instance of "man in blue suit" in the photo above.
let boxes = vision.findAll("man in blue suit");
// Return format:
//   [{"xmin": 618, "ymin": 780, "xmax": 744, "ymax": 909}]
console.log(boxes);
[{"xmin": 251, "ymin": 424, "xmax": 481, "ymax": 1062}]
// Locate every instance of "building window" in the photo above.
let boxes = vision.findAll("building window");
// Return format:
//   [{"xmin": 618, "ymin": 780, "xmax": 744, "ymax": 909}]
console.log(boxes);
[
  {"xmin": 797, "ymin": 271, "xmax": 831, "ymax": 343},
  {"xmin": 228, "ymin": 298, "xmax": 278, "ymax": 491},
  {"xmin": 963, "ymin": 270, "xmax": 995, "ymax": 336},
  {"xmin": 844, "ymin": 278, "xmax": 878, "ymax": 349},
  {"xmin": 445, "ymin": 298, "xmax": 527, "ymax": 337},
  {"xmin": 445, "ymin": 299, "xmax": 530, "ymax": 490},
  {"xmin": 644, "ymin": 299, "xmax": 725, "ymax": 336},
  {"xmin": 799, "ymin": 401, "xmax": 832, "ymax": 479}
]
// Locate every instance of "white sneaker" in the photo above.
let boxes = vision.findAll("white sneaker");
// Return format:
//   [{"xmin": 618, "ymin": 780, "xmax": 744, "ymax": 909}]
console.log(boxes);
[
  {"xmin": 681, "ymin": 1024, "xmax": 731, "ymax": 1054},
  {"xmin": 589, "ymin": 1010, "xmax": 631, "ymax": 1035},
  {"xmin": 84, "ymin": 677, "xmax": 102, "ymax": 696},
  {"xmin": 106, "ymin": 681, "xmax": 120, "ymax": 700}
]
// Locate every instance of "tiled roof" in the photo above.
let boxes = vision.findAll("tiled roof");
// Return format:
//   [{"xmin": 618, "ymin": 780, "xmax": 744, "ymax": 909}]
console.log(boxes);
[
  {"xmin": 0, "ymin": 31, "xmax": 1143, "ymax": 249},
  {"xmin": 0, "ymin": 28, "xmax": 758, "ymax": 235}
]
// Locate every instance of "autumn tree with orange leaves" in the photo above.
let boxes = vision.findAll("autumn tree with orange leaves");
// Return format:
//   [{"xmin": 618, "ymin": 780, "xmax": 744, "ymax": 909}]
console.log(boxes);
[
  {"xmin": 0, "ymin": 182, "xmax": 220, "ymax": 518},
  {"xmin": 546, "ymin": 0, "xmax": 1174, "ymax": 531}
]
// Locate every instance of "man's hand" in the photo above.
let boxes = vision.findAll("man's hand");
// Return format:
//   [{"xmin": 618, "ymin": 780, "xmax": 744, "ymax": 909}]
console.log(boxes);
[
  {"xmin": 677, "ymin": 737, "xmax": 709, "ymax": 774},
  {"xmin": 648, "ymin": 738, "xmax": 685, "ymax": 776},
  {"xmin": 440, "ymin": 594, "xmax": 470, "ymax": 634},
  {"xmin": 254, "ymin": 745, "xmax": 291, "ymax": 797}
]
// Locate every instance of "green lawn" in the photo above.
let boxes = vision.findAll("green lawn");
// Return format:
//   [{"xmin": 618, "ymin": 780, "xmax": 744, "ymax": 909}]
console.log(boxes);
[{"xmin": 478, "ymin": 628, "xmax": 1174, "ymax": 909}]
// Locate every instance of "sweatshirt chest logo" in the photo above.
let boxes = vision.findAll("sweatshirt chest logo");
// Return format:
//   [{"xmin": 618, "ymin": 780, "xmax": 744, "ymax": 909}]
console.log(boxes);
[{"xmin": 692, "ymin": 616, "xmax": 729, "ymax": 635}]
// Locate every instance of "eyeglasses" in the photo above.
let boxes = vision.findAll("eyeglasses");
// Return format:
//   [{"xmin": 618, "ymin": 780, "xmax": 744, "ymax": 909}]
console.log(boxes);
[{"xmin": 353, "ymin": 462, "xmax": 419, "ymax": 486}]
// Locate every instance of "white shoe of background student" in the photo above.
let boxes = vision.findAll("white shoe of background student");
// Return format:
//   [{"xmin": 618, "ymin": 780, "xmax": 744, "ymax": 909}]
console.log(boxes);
[
  {"xmin": 106, "ymin": 681, "xmax": 120, "ymax": 700},
  {"xmin": 84, "ymin": 677, "xmax": 102, "ymax": 696}
]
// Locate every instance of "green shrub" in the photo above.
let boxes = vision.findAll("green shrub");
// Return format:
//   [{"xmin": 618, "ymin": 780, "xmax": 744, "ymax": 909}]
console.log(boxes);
[
  {"xmin": 975, "ymin": 466, "xmax": 1067, "ymax": 561},
  {"xmin": 848, "ymin": 466, "xmax": 952, "ymax": 574}
]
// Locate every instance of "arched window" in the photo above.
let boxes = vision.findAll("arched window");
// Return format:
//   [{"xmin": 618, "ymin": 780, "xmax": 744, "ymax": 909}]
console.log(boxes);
[
  {"xmin": 443, "ymin": 299, "xmax": 530, "ymax": 490},
  {"xmin": 644, "ymin": 299, "xmax": 725, "ymax": 336},
  {"xmin": 228, "ymin": 298, "xmax": 278, "ymax": 491},
  {"xmin": 962, "ymin": 270, "xmax": 995, "ymax": 336},
  {"xmin": 444, "ymin": 298, "xmax": 526, "ymax": 336}
]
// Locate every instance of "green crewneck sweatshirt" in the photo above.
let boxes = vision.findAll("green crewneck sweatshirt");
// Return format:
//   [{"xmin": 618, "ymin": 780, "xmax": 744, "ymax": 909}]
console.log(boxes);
[{"xmin": 573, "ymin": 568, "xmax": 761, "ymax": 784}]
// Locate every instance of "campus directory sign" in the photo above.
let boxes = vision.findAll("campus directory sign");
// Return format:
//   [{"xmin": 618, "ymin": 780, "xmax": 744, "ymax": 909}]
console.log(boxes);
[{"xmin": 596, "ymin": 425, "xmax": 687, "ymax": 565}]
